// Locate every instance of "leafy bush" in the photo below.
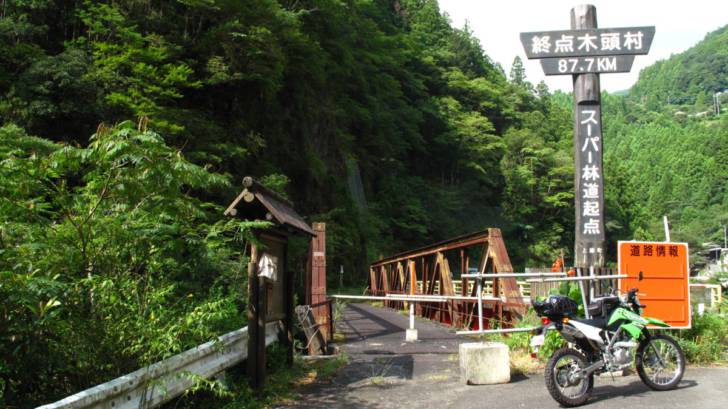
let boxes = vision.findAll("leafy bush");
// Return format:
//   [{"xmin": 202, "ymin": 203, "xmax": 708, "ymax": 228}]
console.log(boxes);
[
  {"xmin": 674, "ymin": 312, "xmax": 728, "ymax": 364},
  {"xmin": 0, "ymin": 122, "xmax": 264, "ymax": 405}
]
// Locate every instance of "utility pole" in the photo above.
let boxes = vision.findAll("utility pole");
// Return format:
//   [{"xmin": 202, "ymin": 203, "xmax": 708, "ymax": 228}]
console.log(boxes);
[
  {"xmin": 715, "ymin": 92, "xmax": 722, "ymax": 116},
  {"xmin": 722, "ymin": 224, "xmax": 727, "ymax": 273}
]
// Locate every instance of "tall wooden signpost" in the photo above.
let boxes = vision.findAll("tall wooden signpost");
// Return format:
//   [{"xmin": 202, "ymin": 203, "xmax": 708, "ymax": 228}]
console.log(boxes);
[{"xmin": 520, "ymin": 5, "xmax": 654, "ymax": 270}]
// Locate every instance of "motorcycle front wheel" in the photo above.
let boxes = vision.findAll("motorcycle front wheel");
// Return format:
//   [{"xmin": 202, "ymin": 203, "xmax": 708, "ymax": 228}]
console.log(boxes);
[
  {"xmin": 545, "ymin": 347, "xmax": 594, "ymax": 407},
  {"xmin": 636, "ymin": 333, "xmax": 685, "ymax": 391}
]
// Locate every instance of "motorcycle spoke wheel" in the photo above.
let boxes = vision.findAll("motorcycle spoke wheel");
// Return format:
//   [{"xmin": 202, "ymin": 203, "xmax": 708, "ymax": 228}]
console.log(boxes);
[
  {"xmin": 637, "ymin": 334, "xmax": 685, "ymax": 391},
  {"xmin": 545, "ymin": 347, "xmax": 593, "ymax": 406},
  {"xmin": 553, "ymin": 356, "xmax": 588, "ymax": 398},
  {"xmin": 642, "ymin": 338, "xmax": 681, "ymax": 385}
]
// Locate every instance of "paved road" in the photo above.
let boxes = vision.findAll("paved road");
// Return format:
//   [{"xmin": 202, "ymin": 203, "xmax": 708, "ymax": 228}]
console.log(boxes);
[{"xmin": 284, "ymin": 303, "xmax": 728, "ymax": 409}]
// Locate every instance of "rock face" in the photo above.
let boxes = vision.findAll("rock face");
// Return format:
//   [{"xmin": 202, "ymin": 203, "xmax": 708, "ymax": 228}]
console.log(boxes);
[{"xmin": 459, "ymin": 342, "xmax": 510, "ymax": 385}]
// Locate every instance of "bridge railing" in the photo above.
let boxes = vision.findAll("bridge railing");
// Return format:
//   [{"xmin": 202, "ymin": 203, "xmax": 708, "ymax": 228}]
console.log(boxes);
[
  {"xmin": 37, "ymin": 322, "xmax": 280, "ymax": 409},
  {"xmin": 369, "ymin": 228, "xmax": 528, "ymax": 329},
  {"xmin": 421, "ymin": 280, "xmax": 532, "ymax": 299}
]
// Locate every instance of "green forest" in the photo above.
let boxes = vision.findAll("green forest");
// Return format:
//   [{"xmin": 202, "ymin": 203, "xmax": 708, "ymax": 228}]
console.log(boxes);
[{"xmin": 1, "ymin": 0, "xmax": 726, "ymax": 406}]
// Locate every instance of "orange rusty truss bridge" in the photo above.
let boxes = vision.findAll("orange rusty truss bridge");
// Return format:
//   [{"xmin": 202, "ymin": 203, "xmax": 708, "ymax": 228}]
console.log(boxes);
[{"xmin": 368, "ymin": 228, "xmax": 528, "ymax": 330}]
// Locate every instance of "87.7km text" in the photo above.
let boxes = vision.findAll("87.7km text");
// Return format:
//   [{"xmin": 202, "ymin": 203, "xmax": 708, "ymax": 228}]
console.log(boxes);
[
  {"xmin": 539, "ymin": 55, "xmax": 635, "ymax": 76},
  {"xmin": 559, "ymin": 57, "xmax": 615, "ymax": 72}
]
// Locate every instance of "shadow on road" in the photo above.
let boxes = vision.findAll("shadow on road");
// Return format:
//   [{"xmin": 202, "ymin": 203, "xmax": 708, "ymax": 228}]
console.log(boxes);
[
  {"xmin": 588, "ymin": 378, "xmax": 698, "ymax": 405},
  {"xmin": 341, "ymin": 303, "xmax": 406, "ymax": 339}
]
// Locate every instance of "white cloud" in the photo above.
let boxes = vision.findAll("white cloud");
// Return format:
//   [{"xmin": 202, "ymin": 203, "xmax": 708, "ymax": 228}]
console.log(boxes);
[{"xmin": 438, "ymin": 0, "xmax": 727, "ymax": 92}]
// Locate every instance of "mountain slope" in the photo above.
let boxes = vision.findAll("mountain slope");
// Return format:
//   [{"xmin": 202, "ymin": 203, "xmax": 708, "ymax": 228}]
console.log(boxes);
[
  {"xmin": 630, "ymin": 25, "xmax": 728, "ymax": 108},
  {"xmin": 601, "ymin": 25, "xmax": 728, "ymax": 266}
]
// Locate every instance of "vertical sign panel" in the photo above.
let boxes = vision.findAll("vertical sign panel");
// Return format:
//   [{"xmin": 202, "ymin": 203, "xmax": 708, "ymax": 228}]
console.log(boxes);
[
  {"xmin": 618, "ymin": 241, "xmax": 690, "ymax": 328},
  {"xmin": 575, "ymin": 103, "xmax": 605, "ymax": 266},
  {"xmin": 520, "ymin": 6, "xmax": 653, "ymax": 272}
]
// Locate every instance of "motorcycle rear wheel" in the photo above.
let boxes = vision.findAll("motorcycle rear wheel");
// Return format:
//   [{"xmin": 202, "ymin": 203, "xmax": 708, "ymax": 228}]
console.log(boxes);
[{"xmin": 545, "ymin": 347, "xmax": 594, "ymax": 407}]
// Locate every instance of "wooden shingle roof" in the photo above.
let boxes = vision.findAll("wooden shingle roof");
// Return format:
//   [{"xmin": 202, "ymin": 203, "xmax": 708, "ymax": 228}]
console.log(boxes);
[{"xmin": 224, "ymin": 176, "xmax": 315, "ymax": 236}]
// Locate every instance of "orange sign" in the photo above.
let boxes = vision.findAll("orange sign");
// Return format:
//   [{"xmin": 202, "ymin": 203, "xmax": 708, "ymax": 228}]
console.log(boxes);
[{"xmin": 618, "ymin": 241, "xmax": 691, "ymax": 329}]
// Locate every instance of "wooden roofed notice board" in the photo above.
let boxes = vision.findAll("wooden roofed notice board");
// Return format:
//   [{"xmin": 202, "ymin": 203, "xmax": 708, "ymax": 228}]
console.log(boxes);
[{"xmin": 618, "ymin": 241, "xmax": 691, "ymax": 328}]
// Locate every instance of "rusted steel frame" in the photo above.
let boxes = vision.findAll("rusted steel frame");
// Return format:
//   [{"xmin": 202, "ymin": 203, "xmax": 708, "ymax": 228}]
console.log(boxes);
[
  {"xmin": 371, "ymin": 230, "xmax": 490, "ymax": 267},
  {"xmin": 455, "ymin": 249, "xmax": 465, "ymax": 326},
  {"xmin": 439, "ymin": 252, "xmax": 455, "ymax": 324},
  {"xmin": 416, "ymin": 257, "xmax": 425, "ymax": 315},
  {"xmin": 464, "ymin": 242, "xmax": 490, "ymax": 328},
  {"xmin": 486, "ymin": 228, "xmax": 527, "ymax": 315},
  {"xmin": 370, "ymin": 228, "xmax": 524, "ymax": 329},
  {"xmin": 432, "ymin": 252, "xmax": 453, "ymax": 323},
  {"xmin": 393, "ymin": 261, "xmax": 406, "ymax": 310},
  {"xmin": 408, "ymin": 260, "xmax": 417, "ymax": 295},
  {"xmin": 368, "ymin": 267, "xmax": 377, "ymax": 295},
  {"xmin": 458, "ymin": 252, "xmax": 470, "ymax": 327}
]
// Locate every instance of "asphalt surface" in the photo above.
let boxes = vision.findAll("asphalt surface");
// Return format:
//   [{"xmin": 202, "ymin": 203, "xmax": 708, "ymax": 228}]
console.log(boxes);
[{"xmin": 282, "ymin": 303, "xmax": 728, "ymax": 409}]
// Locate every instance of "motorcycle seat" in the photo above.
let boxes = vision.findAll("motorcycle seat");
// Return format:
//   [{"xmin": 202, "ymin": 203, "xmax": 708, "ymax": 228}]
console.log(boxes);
[{"xmin": 575, "ymin": 317, "xmax": 607, "ymax": 329}]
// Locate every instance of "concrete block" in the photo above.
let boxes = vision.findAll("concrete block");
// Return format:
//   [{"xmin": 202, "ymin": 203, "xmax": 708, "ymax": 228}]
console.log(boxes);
[
  {"xmin": 459, "ymin": 342, "xmax": 510, "ymax": 385},
  {"xmin": 405, "ymin": 328, "xmax": 418, "ymax": 342}
]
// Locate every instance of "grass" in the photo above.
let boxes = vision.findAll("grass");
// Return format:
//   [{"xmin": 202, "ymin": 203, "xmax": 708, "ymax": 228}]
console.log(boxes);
[
  {"xmin": 472, "ymin": 310, "xmax": 554, "ymax": 375},
  {"xmin": 169, "ymin": 344, "xmax": 349, "ymax": 409},
  {"xmin": 509, "ymin": 349, "xmax": 543, "ymax": 375},
  {"xmin": 369, "ymin": 376, "xmax": 386, "ymax": 386},
  {"xmin": 333, "ymin": 332, "xmax": 347, "ymax": 343},
  {"xmin": 328, "ymin": 285, "xmax": 367, "ymax": 296},
  {"xmin": 424, "ymin": 373, "xmax": 451, "ymax": 382},
  {"xmin": 672, "ymin": 310, "xmax": 728, "ymax": 365}
]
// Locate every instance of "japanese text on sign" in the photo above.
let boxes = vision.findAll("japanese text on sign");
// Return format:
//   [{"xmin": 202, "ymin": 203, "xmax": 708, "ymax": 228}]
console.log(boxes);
[
  {"xmin": 629, "ymin": 244, "xmax": 680, "ymax": 257},
  {"xmin": 576, "ymin": 104, "xmax": 604, "ymax": 239},
  {"xmin": 520, "ymin": 27, "xmax": 655, "ymax": 59},
  {"xmin": 532, "ymin": 31, "xmax": 642, "ymax": 54}
]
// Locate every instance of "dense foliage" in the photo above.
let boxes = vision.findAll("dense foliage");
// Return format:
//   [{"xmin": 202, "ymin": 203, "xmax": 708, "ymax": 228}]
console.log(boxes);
[
  {"xmin": 630, "ymin": 25, "xmax": 728, "ymax": 111},
  {"xmin": 0, "ymin": 0, "xmax": 578, "ymax": 277},
  {"xmin": 0, "ymin": 1, "xmax": 576, "ymax": 404},
  {"xmin": 1, "ymin": 0, "xmax": 726, "ymax": 405},
  {"xmin": 0, "ymin": 121, "xmax": 264, "ymax": 405},
  {"xmin": 600, "ymin": 26, "xmax": 728, "ymax": 266}
]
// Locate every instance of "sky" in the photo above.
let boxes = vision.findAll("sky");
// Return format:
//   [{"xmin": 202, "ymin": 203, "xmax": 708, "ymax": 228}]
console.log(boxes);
[{"xmin": 437, "ymin": 0, "xmax": 727, "ymax": 92}]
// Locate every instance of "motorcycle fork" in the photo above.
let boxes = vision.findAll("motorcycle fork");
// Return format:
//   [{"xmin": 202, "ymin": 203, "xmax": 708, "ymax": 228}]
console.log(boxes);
[{"xmin": 641, "ymin": 329, "xmax": 667, "ymax": 367}]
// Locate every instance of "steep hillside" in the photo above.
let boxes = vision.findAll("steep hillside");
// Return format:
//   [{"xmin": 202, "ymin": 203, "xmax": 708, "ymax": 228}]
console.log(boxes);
[
  {"xmin": 601, "ymin": 24, "xmax": 728, "ymax": 265},
  {"xmin": 630, "ymin": 25, "xmax": 728, "ymax": 110},
  {"xmin": 0, "ymin": 3, "xmax": 576, "ymax": 403}
]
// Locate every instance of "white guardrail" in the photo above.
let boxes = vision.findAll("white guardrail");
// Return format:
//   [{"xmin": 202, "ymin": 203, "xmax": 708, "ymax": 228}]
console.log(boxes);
[{"xmin": 37, "ymin": 322, "xmax": 280, "ymax": 409}]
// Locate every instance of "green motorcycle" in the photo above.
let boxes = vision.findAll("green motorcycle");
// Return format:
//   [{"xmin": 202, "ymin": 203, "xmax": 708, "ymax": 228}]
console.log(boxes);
[{"xmin": 531, "ymin": 288, "xmax": 685, "ymax": 407}]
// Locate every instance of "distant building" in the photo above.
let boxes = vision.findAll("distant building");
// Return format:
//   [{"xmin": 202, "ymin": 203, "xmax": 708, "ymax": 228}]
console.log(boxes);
[{"xmin": 704, "ymin": 247, "xmax": 728, "ymax": 275}]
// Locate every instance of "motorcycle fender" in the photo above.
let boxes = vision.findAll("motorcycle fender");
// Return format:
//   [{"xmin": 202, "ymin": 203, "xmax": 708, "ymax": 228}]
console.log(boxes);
[
  {"xmin": 530, "ymin": 323, "xmax": 556, "ymax": 354},
  {"xmin": 621, "ymin": 323, "xmax": 643, "ymax": 339},
  {"xmin": 530, "ymin": 333, "xmax": 545, "ymax": 354},
  {"xmin": 569, "ymin": 320, "xmax": 603, "ymax": 344},
  {"xmin": 644, "ymin": 316, "xmax": 670, "ymax": 327}
]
